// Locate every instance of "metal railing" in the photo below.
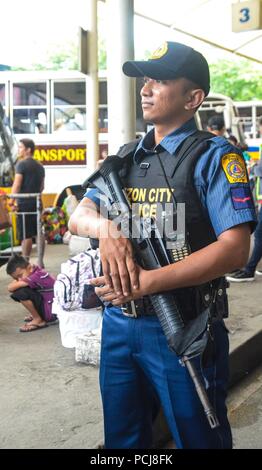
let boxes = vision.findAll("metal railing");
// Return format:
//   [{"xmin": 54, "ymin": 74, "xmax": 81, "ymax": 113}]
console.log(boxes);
[{"xmin": 0, "ymin": 193, "xmax": 44, "ymax": 267}]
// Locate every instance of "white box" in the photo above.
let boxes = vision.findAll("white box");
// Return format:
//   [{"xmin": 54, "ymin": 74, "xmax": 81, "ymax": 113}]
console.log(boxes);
[
  {"xmin": 75, "ymin": 328, "xmax": 101, "ymax": 366},
  {"xmin": 56, "ymin": 304, "xmax": 102, "ymax": 349},
  {"xmin": 69, "ymin": 235, "xmax": 91, "ymax": 256}
]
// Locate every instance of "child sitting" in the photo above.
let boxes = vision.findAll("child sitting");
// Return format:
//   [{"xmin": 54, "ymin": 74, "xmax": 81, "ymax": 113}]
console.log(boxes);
[{"xmin": 6, "ymin": 254, "xmax": 57, "ymax": 333}]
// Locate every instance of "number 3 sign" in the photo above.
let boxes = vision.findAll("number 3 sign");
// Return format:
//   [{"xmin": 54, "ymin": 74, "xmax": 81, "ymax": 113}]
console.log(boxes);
[{"xmin": 232, "ymin": 0, "xmax": 262, "ymax": 31}]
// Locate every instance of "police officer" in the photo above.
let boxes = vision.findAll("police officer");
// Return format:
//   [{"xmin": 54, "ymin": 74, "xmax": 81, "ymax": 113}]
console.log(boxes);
[{"xmin": 69, "ymin": 42, "xmax": 256, "ymax": 449}]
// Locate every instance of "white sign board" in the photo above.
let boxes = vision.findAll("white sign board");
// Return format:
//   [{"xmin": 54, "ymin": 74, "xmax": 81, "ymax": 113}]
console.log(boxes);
[{"xmin": 232, "ymin": 0, "xmax": 262, "ymax": 32}]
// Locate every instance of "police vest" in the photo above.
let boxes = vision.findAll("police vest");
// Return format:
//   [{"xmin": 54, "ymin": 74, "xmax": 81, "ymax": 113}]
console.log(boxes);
[{"xmin": 117, "ymin": 131, "xmax": 228, "ymax": 322}]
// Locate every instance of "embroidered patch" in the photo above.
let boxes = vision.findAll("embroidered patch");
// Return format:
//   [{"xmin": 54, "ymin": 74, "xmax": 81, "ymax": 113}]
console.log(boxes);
[
  {"xmin": 222, "ymin": 153, "xmax": 248, "ymax": 183},
  {"xmin": 230, "ymin": 187, "xmax": 253, "ymax": 210},
  {"xmin": 150, "ymin": 42, "xmax": 168, "ymax": 60}
]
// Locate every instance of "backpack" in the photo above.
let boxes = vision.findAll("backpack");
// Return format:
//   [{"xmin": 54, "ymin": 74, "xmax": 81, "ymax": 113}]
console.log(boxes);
[{"xmin": 54, "ymin": 248, "xmax": 101, "ymax": 311}]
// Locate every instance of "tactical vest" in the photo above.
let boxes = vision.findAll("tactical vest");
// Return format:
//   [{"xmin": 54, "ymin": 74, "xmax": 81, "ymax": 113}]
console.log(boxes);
[{"xmin": 117, "ymin": 131, "xmax": 229, "ymax": 322}]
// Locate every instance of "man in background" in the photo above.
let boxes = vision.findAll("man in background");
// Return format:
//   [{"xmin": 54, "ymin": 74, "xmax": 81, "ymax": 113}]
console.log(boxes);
[
  {"xmin": 207, "ymin": 115, "xmax": 226, "ymax": 137},
  {"xmin": 10, "ymin": 138, "xmax": 45, "ymax": 262},
  {"xmin": 227, "ymin": 117, "xmax": 262, "ymax": 281}
]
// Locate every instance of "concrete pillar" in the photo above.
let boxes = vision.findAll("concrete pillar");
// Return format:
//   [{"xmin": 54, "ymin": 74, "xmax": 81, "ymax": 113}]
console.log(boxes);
[
  {"xmin": 86, "ymin": 0, "xmax": 99, "ymax": 172},
  {"xmin": 106, "ymin": 0, "xmax": 136, "ymax": 155}
]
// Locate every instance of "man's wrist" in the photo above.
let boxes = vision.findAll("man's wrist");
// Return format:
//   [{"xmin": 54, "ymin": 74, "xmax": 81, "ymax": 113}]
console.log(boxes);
[
  {"xmin": 145, "ymin": 267, "xmax": 171, "ymax": 295},
  {"xmin": 99, "ymin": 218, "xmax": 122, "ymax": 240}
]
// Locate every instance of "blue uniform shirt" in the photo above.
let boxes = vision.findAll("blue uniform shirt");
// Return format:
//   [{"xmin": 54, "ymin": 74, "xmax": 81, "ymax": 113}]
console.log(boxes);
[{"xmin": 85, "ymin": 118, "xmax": 257, "ymax": 236}]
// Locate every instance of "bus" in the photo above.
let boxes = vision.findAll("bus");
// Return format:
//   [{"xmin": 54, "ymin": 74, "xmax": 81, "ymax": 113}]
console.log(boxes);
[
  {"xmin": 197, "ymin": 93, "xmax": 262, "ymax": 161},
  {"xmin": 0, "ymin": 70, "xmax": 110, "ymax": 198},
  {"xmin": 0, "ymin": 70, "xmax": 149, "ymax": 199},
  {"xmin": 234, "ymin": 100, "xmax": 262, "ymax": 160},
  {"xmin": 197, "ymin": 92, "xmax": 245, "ymax": 144},
  {"xmin": 0, "ymin": 71, "xmax": 248, "ymax": 199}
]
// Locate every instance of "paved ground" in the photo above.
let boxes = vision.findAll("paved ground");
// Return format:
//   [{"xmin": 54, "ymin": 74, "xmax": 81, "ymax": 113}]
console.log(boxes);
[
  {"xmin": 228, "ymin": 364, "xmax": 262, "ymax": 449},
  {"xmin": 0, "ymin": 244, "xmax": 103, "ymax": 449},
  {"xmin": 0, "ymin": 243, "xmax": 261, "ymax": 449}
]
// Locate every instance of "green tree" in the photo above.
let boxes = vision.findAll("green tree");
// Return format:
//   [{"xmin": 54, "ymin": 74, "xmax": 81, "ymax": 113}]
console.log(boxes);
[
  {"xmin": 12, "ymin": 37, "xmax": 107, "ymax": 72},
  {"xmin": 98, "ymin": 38, "xmax": 107, "ymax": 70},
  {"xmin": 210, "ymin": 59, "xmax": 262, "ymax": 101},
  {"xmin": 11, "ymin": 39, "xmax": 262, "ymax": 102},
  {"xmin": 11, "ymin": 41, "xmax": 78, "ymax": 71}
]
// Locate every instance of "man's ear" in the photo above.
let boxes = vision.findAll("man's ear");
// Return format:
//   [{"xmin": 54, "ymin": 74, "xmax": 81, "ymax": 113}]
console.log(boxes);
[{"xmin": 184, "ymin": 89, "xmax": 205, "ymax": 111}]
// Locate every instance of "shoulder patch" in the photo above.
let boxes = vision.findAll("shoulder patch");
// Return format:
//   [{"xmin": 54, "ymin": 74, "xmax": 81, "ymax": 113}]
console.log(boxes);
[
  {"xmin": 221, "ymin": 153, "xmax": 248, "ymax": 184},
  {"xmin": 230, "ymin": 187, "xmax": 253, "ymax": 210}
]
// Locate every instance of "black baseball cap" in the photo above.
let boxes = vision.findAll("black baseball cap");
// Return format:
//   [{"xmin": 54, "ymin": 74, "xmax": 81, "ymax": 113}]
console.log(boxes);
[{"xmin": 122, "ymin": 41, "xmax": 210, "ymax": 96}]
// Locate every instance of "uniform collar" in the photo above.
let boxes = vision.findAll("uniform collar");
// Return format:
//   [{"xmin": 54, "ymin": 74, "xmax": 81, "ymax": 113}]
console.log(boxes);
[{"xmin": 134, "ymin": 118, "xmax": 198, "ymax": 163}]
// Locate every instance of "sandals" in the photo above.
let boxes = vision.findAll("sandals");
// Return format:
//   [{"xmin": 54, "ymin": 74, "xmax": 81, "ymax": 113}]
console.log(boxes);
[
  {"xmin": 24, "ymin": 315, "xmax": 34, "ymax": 322},
  {"xmin": 19, "ymin": 323, "xmax": 48, "ymax": 333}
]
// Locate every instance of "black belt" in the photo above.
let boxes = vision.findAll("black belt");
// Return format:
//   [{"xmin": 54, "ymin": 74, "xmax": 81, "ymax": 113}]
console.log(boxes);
[{"xmin": 121, "ymin": 297, "xmax": 155, "ymax": 318}]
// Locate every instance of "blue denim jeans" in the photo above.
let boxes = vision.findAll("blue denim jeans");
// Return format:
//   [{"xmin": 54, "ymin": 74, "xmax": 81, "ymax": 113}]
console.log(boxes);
[
  {"xmin": 99, "ymin": 307, "xmax": 232, "ymax": 449},
  {"xmin": 246, "ymin": 206, "xmax": 262, "ymax": 275}
]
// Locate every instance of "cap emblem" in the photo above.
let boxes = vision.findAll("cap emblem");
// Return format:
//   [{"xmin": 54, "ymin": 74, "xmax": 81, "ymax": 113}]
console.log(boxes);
[{"xmin": 150, "ymin": 42, "xmax": 168, "ymax": 60}]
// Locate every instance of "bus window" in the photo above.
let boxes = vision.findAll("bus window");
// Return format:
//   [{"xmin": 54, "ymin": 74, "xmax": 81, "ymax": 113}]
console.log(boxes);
[
  {"xmin": 98, "ymin": 80, "xmax": 108, "ymax": 132},
  {"xmin": 0, "ymin": 84, "xmax": 5, "ymax": 106},
  {"xmin": 13, "ymin": 82, "xmax": 47, "ymax": 106},
  {"xmin": 234, "ymin": 101, "xmax": 262, "ymax": 139},
  {"xmin": 99, "ymin": 80, "xmax": 107, "ymax": 105},
  {"xmin": 13, "ymin": 108, "xmax": 48, "ymax": 134},
  {"xmin": 54, "ymin": 107, "xmax": 86, "ymax": 131},
  {"xmin": 53, "ymin": 81, "xmax": 86, "ymax": 105},
  {"xmin": 99, "ymin": 107, "xmax": 108, "ymax": 132},
  {"xmin": 12, "ymin": 82, "xmax": 48, "ymax": 134},
  {"xmin": 53, "ymin": 81, "xmax": 86, "ymax": 131}
]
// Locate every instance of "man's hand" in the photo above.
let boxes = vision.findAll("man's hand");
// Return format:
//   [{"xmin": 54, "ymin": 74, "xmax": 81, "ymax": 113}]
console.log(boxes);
[
  {"xmin": 69, "ymin": 196, "xmax": 139, "ymax": 295},
  {"xmin": 90, "ymin": 266, "xmax": 152, "ymax": 306},
  {"xmin": 99, "ymin": 231, "xmax": 139, "ymax": 296}
]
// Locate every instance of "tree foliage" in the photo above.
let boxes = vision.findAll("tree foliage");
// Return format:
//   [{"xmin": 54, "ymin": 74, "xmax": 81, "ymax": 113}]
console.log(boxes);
[
  {"xmin": 11, "ymin": 41, "xmax": 78, "ymax": 71},
  {"xmin": 210, "ymin": 59, "xmax": 262, "ymax": 101},
  {"xmin": 98, "ymin": 38, "xmax": 107, "ymax": 70},
  {"xmin": 12, "ymin": 38, "xmax": 107, "ymax": 72},
  {"xmin": 11, "ymin": 39, "xmax": 262, "ymax": 103}
]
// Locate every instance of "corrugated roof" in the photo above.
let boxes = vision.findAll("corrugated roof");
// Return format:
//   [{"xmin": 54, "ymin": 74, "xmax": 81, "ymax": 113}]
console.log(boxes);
[{"xmin": 134, "ymin": 0, "xmax": 262, "ymax": 64}]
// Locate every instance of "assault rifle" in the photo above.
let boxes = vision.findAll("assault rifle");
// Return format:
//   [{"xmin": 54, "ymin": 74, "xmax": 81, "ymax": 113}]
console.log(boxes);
[{"xmin": 84, "ymin": 155, "xmax": 219, "ymax": 429}]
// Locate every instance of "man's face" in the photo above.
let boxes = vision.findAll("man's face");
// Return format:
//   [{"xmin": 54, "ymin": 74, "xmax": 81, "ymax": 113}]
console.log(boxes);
[
  {"xmin": 18, "ymin": 142, "xmax": 30, "ymax": 158},
  {"xmin": 140, "ymin": 77, "xmax": 191, "ymax": 125}
]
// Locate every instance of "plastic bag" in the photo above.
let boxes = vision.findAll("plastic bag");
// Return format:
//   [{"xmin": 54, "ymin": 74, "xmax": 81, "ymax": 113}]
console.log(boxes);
[{"xmin": 62, "ymin": 188, "xmax": 79, "ymax": 222}]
